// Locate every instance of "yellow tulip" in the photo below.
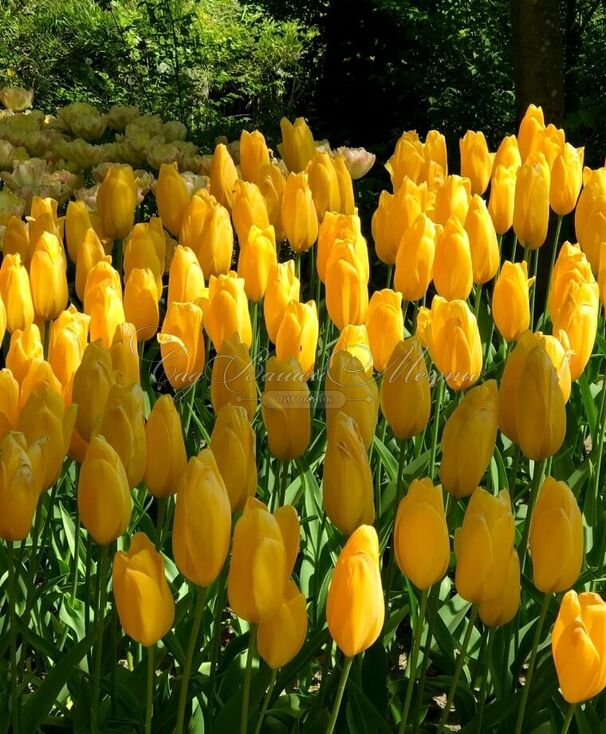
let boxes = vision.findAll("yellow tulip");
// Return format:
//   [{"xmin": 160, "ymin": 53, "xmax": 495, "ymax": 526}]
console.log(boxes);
[
  {"xmin": 6, "ymin": 324, "xmax": 43, "ymax": 384},
  {"xmin": 318, "ymin": 211, "xmax": 368, "ymax": 283},
  {"xmin": 156, "ymin": 162, "xmax": 190, "ymax": 236},
  {"xmin": 0, "ymin": 253, "xmax": 34, "ymax": 332},
  {"xmin": 258, "ymin": 163, "xmax": 286, "ymax": 240},
  {"xmin": 307, "ymin": 151, "xmax": 340, "ymax": 219},
  {"xmin": 19, "ymin": 358, "xmax": 62, "ymax": 411},
  {"xmin": 278, "ymin": 117, "xmax": 315, "ymax": 173},
  {"xmin": 492, "ymin": 261, "xmax": 534, "ymax": 342},
  {"xmin": 478, "ymin": 549, "xmax": 520, "ymax": 627},
  {"xmin": 325, "ymin": 241, "xmax": 369, "ymax": 330},
  {"xmin": 75, "ymin": 228, "xmax": 106, "ymax": 302},
  {"xmin": 493, "ymin": 135, "xmax": 521, "ymax": 172},
  {"xmin": 29, "ymin": 232, "xmax": 68, "ymax": 321},
  {"xmin": 517, "ymin": 104, "xmax": 545, "ymax": 162},
  {"xmin": 551, "ymin": 144, "xmax": 584, "ymax": 216},
  {"xmin": 333, "ymin": 155, "xmax": 356, "ymax": 215},
  {"xmin": 394, "ymin": 213, "xmax": 438, "ymax": 301},
  {"xmin": 96, "ymin": 164, "xmax": 137, "ymax": 241},
  {"xmin": 465, "ymin": 195, "xmax": 499, "ymax": 284},
  {"xmin": 257, "ymin": 579, "xmax": 307, "ymax": 669},
  {"xmin": 282, "ymin": 172, "xmax": 318, "ymax": 253},
  {"xmin": 231, "ymin": 179, "xmax": 270, "ymax": 245},
  {"xmin": 264, "ymin": 260, "xmax": 300, "ymax": 343},
  {"xmin": 48, "ymin": 305, "xmax": 90, "ymax": 401},
  {"xmin": 575, "ymin": 167, "xmax": 606, "ymax": 274},
  {"xmin": 275, "ymin": 299, "xmax": 318, "ymax": 379},
  {"xmin": 513, "ymin": 160, "xmax": 550, "ymax": 250},
  {"xmin": 210, "ymin": 334, "xmax": 257, "ymax": 421},
  {"xmin": 460, "ymin": 130, "xmax": 494, "ymax": 195},
  {"xmin": 331, "ymin": 324, "xmax": 373, "ymax": 376},
  {"xmin": 240, "ymin": 130, "xmax": 270, "ymax": 183},
  {"xmin": 0, "ymin": 369, "xmax": 19, "ymax": 439},
  {"xmin": 209, "ymin": 143, "xmax": 238, "ymax": 209},
  {"xmin": 3, "ymin": 215, "xmax": 32, "ymax": 268},
  {"xmin": 0, "ymin": 432, "xmax": 39, "ymax": 541},
  {"xmin": 180, "ymin": 190, "xmax": 234, "ymax": 278},
  {"xmin": 65, "ymin": 199, "xmax": 94, "ymax": 263},
  {"xmin": 365, "ymin": 289, "xmax": 404, "ymax": 373},
  {"xmin": 238, "ymin": 224, "xmax": 277, "ymax": 302},
  {"xmin": 167, "ymin": 245, "xmax": 205, "ymax": 306},
  {"xmin": 488, "ymin": 164, "xmax": 517, "ymax": 235},
  {"xmin": 144, "ymin": 394, "xmax": 187, "ymax": 499},
  {"xmin": 205, "ymin": 272, "xmax": 252, "ymax": 350},
  {"xmin": 433, "ymin": 217, "xmax": 473, "ymax": 300},
  {"xmin": 432, "ymin": 174, "xmax": 471, "ymax": 226},
  {"xmin": 371, "ymin": 184, "xmax": 424, "ymax": 265},
  {"xmin": 157, "ymin": 301, "xmax": 205, "ymax": 391},
  {"xmin": 123, "ymin": 220, "xmax": 164, "ymax": 294},
  {"xmin": 111, "ymin": 323, "xmax": 140, "ymax": 387}
]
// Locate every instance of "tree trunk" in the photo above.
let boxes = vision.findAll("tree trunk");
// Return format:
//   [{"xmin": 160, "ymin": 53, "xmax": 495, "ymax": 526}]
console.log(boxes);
[{"xmin": 510, "ymin": 0, "xmax": 565, "ymax": 124}]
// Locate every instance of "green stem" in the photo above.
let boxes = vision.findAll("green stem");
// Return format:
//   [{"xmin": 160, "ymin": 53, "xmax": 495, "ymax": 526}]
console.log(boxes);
[
  {"xmin": 156, "ymin": 497, "xmax": 167, "ymax": 551},
  {"xmin": 385, "ymin": 438, "xmax": 407, "ymax": 603},
  {"xmin": 386, "ymin": 264, "xmax": 394, "ymax": 289},
  {"xmin": 71, "ymin": 478, "xmax": 81, "ymax": 599},
  {"xmin": 295, "ymin": 252, "xmax": 302, "ymax": 281},
  {"xmin": 476, "ymin": 627, "xmax": 494, "ymax": 733},
  {"xmin": 519, "ymin": 458, "xmax": 547, "ymax": 571},
  {"xmin": 208, "ymin": 564, "xmax": 228, "ymax": 721},
  {"xmin": 91, "ymin": 544, "xmax": 110, "ymax": 734},
  {"xmin": 592, "ymin": 367, "xmax": 606, "ymax": 584},
  {"xmin": 541, "ymin": 215, "xmax": 563, "ymax": 329},
  {"xmin": 514, "ymin": 594, "xmax": 551, "ymax": 734},
  {"xmin": 253, "ymin": 668, "xmax": 278, "ymax": 734},
  {"xmin": 561, "ymin": 702, "xmax": 577, "ymax": 734},
  {"xmin": 529, "ymin": 249, "xmax": 540, "ymax": 327},
  {"xmin": 251, "ymin": 301, "xmax": 259, "ymax": 365},
  {"xmin": 473, "ymin": 283, "xmax": 483, "ymax": 320},
  {"xmin": 175, "ymin": 586, "xmax": 208, "ymax": 734},
  {"xmin": 429, "ymin": 377, "xmax": 445, "ymax": 480},
  {"xmin": 399, "ymin": 589, "xmax": 428, "ymax": 734},
  {"xmin": 7, "ymin": 541, "xmax": 20, "ymax": 734},
  {"xmin": 325, "ymin": 656, "xmax": 354, "ymax": 734},
  {"xmin": 278, "ymin": 460, "xmax": 289, "ymax": 508},
  {"xmin": 509, "ymin": 445, "xmax": 521, "ymax": 500},
  {"xmin": 241, "ymin": 625, "xmax": 257, "ymax": 734},
  {"xmin": 437, "ymin": 606, "xmax": 478, "ymax": 734},
  {"xmin": 43, "ymin": 320, "xmax": 51, "ymax": 360},
  {"xmin": 412, "ymin": 586, "xmax": 438, "ymax": 727},
  {"xmin": 145, "ymin": 644, "xmax": 155, "ymax": 734}
]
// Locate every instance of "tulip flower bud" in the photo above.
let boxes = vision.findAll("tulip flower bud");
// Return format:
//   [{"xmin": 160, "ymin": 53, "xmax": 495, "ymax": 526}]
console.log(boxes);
[
  {"xmin": 465, "ymin": 195, "xmax": 499, "ymax": 284},
  {"xmin": 551, "ymin": 280, "xmax": 599, "ymax": 382},
  {"xmin": 327, "ymin": 525, "xmax": 384, "ymax": 657},
  {"xmin": 385, "ymin": 133, "xmax": 425, "ymax": 188},
  {"xmin": 417, "ymin": 296, "xmax": 482, "ymax": 390},
  {"xmin": 156, "ymin": 162, "xmax": 190, "ymax": 236},
  {"xmin": 124, "ymin": 268, "xmax": 160, "ymax": 342},
  {"xmin": 29, "ymin": 232, "xmax": 68, "ymax": 321},
  {"xmin": 550, "ymin": 144, "xmax": 584, "ymax": 216},
  {"xmin": 454, "ymin": 488, "xmax": 515, "ymax": 604},
  {"xmin": 158, "ymin": 301, "xmax": 205, "ymax": 391},
  {"xmin": 394, "ymin": 477, "xmax": 450, "ymax": 589},
  {"xmin": 432, "ymin": 175, "xmax": 471, "ymax": 226},
  {"xmin": 492, "ymin": 261, "xmax": 534, "ymax": 342},
  {"xmin": 325, "ymin": 241, "xmax": 369, "ymax": 330},
  {"xmin": 173, "ymin": 449, "xmax": 232, "ymax": 586},
  {"xmin": 323, "ymin": 412, "xmax": 374, "ymax": 535},
  {"xmin": 205, "ymin": 272, "xmax": 252, "ymax": 350},
  {"xmin": 308, "ymin": 151, "xmax": 340, "ymax": 219},
  {"xmin": 180, "ymin": 191, "xmax": 234, "ymax": 278},
  {"xmin": 372, "ymin": 184, "xmax": 425, "ymax": 265},
  {"xmin": 460, "ymin": 130, "xmax": 494, "ymax": 195},
  {"xmin": 3, "ymin": 216, "xmax": 31, "ymax": 268},
  {"xmin": 275, "ymin": 299, "xmax": 319, "ymax": 379},
  {"xmin": 144, "ymin": 394, "xmax": 187, "ymax": 499},
  {"xmin": 0, "ymin": 369, "xmax": 19, "ymax": 439},
  {"xmin": 493, "ymin": 135, "xmax": 521, "ymax": 172},
  {"xmin": 65, "ymin": 200, "xmax": 94, "ymax": 263},
  {"xmin": 210, "ymin": 334, "xmax": 257, "ymax": 421},
  {"xmin": 0, "ymin": 432, "xmax": 39, "ymax": 540},
  {"xmin": 488, "ymin": 164, "xmax": 517, "ymax": 235},
  {"xmin": 318, "ymin": 211, "xmax": 369, "ymax": 283},
  {"xmin": 331, "ymin": 324, "xmax": 373, "ymax": 376},
  {"xmin": 513, "ymin": 160, "xmax": 550, "ymax": 250},
  {"xmin": 123, "ymin": 220, "xmax": 164, "ymax": 294},
  {"xmin": 96, "ymin": 164, "xmax": 137, "ymax": 241},
  {"xmin": 529, "ymin": 477, "xmax": 583, "ymax": 593},
  {"xmin": 274, "ymin": 504, "xmax": 300, "ymax": 576},
  {"xmin": 278, "ymin": 117, "xmax": 315, "ymax": 173},
  {"xmin": 549, "ymin": 241, "xmax": 594, "ymax": 315},
  {"xmin": 282, "ymin": 172, "xmax": 318, "ymax": 253},
  {"xmin": 48, "ymin": 305, "xmax": 90, "ymax": 401},
  {"xmin": 113, "ymin": 532, "xmax": 175, "ymax": 646},
  {"xmin": 75, "ymin": 228, "xmax": 106, "ymax": 301},
  {"xmin": 478, "ymin": 549, "xmax": 520, "ymax": 627},
  {"xmin": 30, "ymin": 196, "xmax": 59, "ymax": 222},
  {"xmin": 264, "ymin": 260, "xmax": 300, "ymax": 343},
  {"xmin": 262, "ymin": 356, "xmax": 311, "ymax": 461},
  {"xmin": 29, "ymin": 212, "xmax": 62, "ymax": 251},
  {"xmin": 88, "ymin": 283, "xmax": 125, "ymax": 350},
  {"xmin": 575, "ymin": 168, "xmax": 606, "ymax": 274},
  {"xmin": 257, "ymin": 579, "xmax": 308, "ymax": 669},
  {"xmin": 19, "ymin": 358, "xmax": 63, "ymax": 412},
  {"xmin": 0, "ymin": 253, "xmax": 34, "ymax": 332},
  {"xmin": 517, "ymin": 104, "xmax": 545, "ymax": 162},
  {"xmin": 228, "ymin": 497, "xmax": 287, "ymax": 622},
  {"xmin": 238, "ymin": 224, "xmax": 278, "ymax": 302},
  {"xmin": 210, "ymin": 143, "xmax": 238, "ymax": 209},
  {"xmin": 440, "ymin": 380, "xmax": 498, "ymax": 498},
  {"xmin": 210, "ymin": 404, "xmax": 257, "ymax": 512},
  {"xmin": 433, "ymin": 217, "xmax": 473, "ymax": 300},
  {"xmin": 231, "ymin": 179, "xmax": 270, "ymax": 245},
  {"xmin": 6, "ymin": 324, "xmax": 43, "ymax": 384},
  {"xmin": 78, "ymin": 435, "xmax": 132, "ymax": 544},
  {"xmin": 111, "ymin": 323, "xmax": 140, "ymax": 387},
  {"xmin": 240, "ymin": 130, "xmax": 270, "ymax": 184},
  {"xmin": 394, "ymin": 213, "xmax": 438, "ymax": 301},
  {"xmin": 258, "ymin": 163, "xmax": 286, "ymax": 240},
  {"xmin": 540, "ymin": 123, "xmax": 566, "ymax": 166},
  {"xmin": 168, "ymin": 245, "xmax": 205, "ymax": 306},
  {"xmin": 333, "ymin": 155, "xmax": 356, "ymax": 215},
  {"xmin": 365, "ymin": 289, "xmax": 404, "ymax": 373},
  {"xmin": 380, "ymin": 336, "xmax": 431, "ymax": 439},
  {"xmin": 552, "ymin": 590, "xmax": 606, "ymax": 703}
]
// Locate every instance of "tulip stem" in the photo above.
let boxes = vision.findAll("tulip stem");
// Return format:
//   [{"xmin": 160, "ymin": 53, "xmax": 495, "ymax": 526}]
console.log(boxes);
[
  {"xmin": 476, "ymin": 626, "xmax": 494, "ymax": 733},
  {"xmin": 561, "ymin": 703, "xmax": 577, "ymax": 734},
  {"xmin": 518, "ymin": 458, "xmax": 547, "ymax": 571},
  {"xmin": 399, "ymin": 588, "xmax": 428, "ymax": 734},
  {"xmin": 412, "ymin": 584, "xmax": 439, "ymax": 727},
  {"xmin": 7, "ymin": 541, "xmax": 20, "ymax": 734},
  {"xmin": 437, "ymin": 605, "xmax": 478, "ymax": 734},
  {"xmin": 514, "ymin": 593, "xmax": 551, "ymax": 734},
  {"xmin": 529, "ymin": 249, "xmax": 540, "ymax": 327},
  {"xmin": 253, "ymin": 668, "xmax": 277, "ymax": 734},
  {"xmin": 429, "ymin": 377, "xmax": 445, "ymax": 480},
  {"xmin": 278, "ymin": 460, "xmax": 290, "ymax": 508},
  {"xmin": 145, "ymin": 643, "xmax": 155, "ymax": 734},
  {"xmin": 473, "ymin": 283, "xmax": 483, "ymax": 321},
  {"xmin": 241, "ymin": 624, "xmax": 257, "ymax": 734},
  {"xmin": 326, "ymin": 655, "xmax": 353, "ymax": 734},
  {"xmin": 175, "ymin": 585, "xmax": 207, "ymax": 734},
  {"xmin": 541, "ymin": 214, "xmax": 563, "ymax": 330},
  {"xmin": 509, "ymin": 445, "xmax": 521, "ymax": 500},
  {"xmin": 91, "ymin": 544, "xmax": 110, "ymax": 734},
  {"xmin": 155, "ymin": 498, "xmax": 167, "ymax": 551}
]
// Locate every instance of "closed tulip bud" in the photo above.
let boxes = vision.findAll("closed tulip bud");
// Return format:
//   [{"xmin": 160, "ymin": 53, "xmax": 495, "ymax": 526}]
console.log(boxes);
[
  {"xmin": 88, "ymin": 281, "xmax": 125, "ymax": 349},
  {"xmin": 113, "ymin": 532, "xmax": 175, "ymax": 646},
  {"xmin": 372, "ymin": 185, "xmax": 424, "ymax": 265},
  {"xmin": 240, "ymin": 130, "xmax": 270, "ymax": 183},
  {"xmin": 124, "ymin": 268, "xmax": 160, "ymax": 342},
  {"xmin": 380, "ymin": 336, "xmax": 431, "ymax": 439},
  {"xmin": 0, "ymin": 369, "xmax": 19, "ymax": 438},
  {"xmin": 238, "ymin": 224, "xmax": 277, "ymax": 302},
  {"xmin": 433, "ymin": 217, "xmax": 473, "ymax": 300},
  {"xmin": 123, "ymin": 221, "xmax": 164, "ymax": 294},
  {"xmin": 19, "ymin": 359, "xmax": 62, "ymax": 411},
  {"xmin": 3, "ymin": 216, "xmax": 31, "ymax": 268},
  {"xmin": 575, "ymin": 168, "xmax": 606, "ymax": 273},
  {"xmin": 173, "ymin": 449, "xmax": 232, "ymax": 586},
  {"xmin": 211, "ymin": 334, "xmax": 257, "ymax": 420},
  {"xmin": 551, "ymin": 281, "xmax": 599, "ymax": 381},
  {"xmin": 513, "ymin": 161, "xmax": 550, "ymax": 249},
  {"xmin": 325, "ymin": 242, "xmax": 369, "ymax": 330},
  {"xmin": 333, "ymin": 155, "xmax": 356, "ymax": 215},
  {"xmin": 478, "ymin": 549, "xmax": 520, "ymax": 627},
  {"xmin": 168, "ymin": 245, "xmax": 205, "ymax": 306},
  {"xmin": 228, "ymin": 497, "xmax": 287, "ymax": 622},
  {"xmin": 492, "ymin": 261, "xmax": 534, "ymax": 341},
  {"xmin": 454, "ymin": 488, "xmax": 515, "ymax": 604},
  {"xmin": 262, "ymin": 356, "xmax": 311, "ymax": 461},
  {"xmin": 48, "ymin": 305, "xmax": 90, "ymax": 400},
  {"xmin": 0, "ymin": 432, "xmax": 38, "ymax": 541},
  {"xmin": 29, "ymin": 212, "xmax": 62, "ymax": 251},
  {"xmin": 517, "ymin": 104, "xmax": 545, "ymax": 162},
  {"xmin": 65, "ymin": 200, "xmax": 94, "ymax": 263},
  {"xmin": 394, "ymin": 477, "xmax": 450, "ymax": 589},
  {"xmin": 282, "ymin": 172, "xmax": 318, "ymax": 253},
  {"xmin": 488, "ymin": 164, "xmax": 517, "ymax": 235},
  {"xmin": 417, "ymin": 296, "xmax": 482, "ymax": 391},
  {"xmin": 30, "ymin": 232, "xmax": 68, "ymax": 321},
  {"xmin": 386, "ymin": 133, "xmax": 425, "ymax": 187},
  {"xmin": 158, "ymin": 301, "xmax": 205, "ymax": 391},
  {"xmin": 96, "ymin": 165, "xmax": 137, "ymax": 241},
  {"xmin": 432, "ymin": 175, "xmax": 471, "ymax": 226},
  {"xmin": 144, "ymin": 394, "xmax": 187, "ymax": 499},
  {"xmin": 111, "ymin": 323, "xmax": 140, "ymax": 387},
  {"xmin": 30, "ymin": 196, "xmax": 58, "ymax": 221},
  {"xmin": 331, "ymin": 324, "xmax": 373, "ymax": 376},
  {"xmin": 326, "ymin": 351, "xmax": 378, "ymax": 450},
  {"xmin": 156, "ymin": 162, "xmax": 190, "ymax": 236},
  {"xmin": 327, "ymin": 525, "xmax": 384, "ymax": 657},
  {"xmin": 460, "ymin": 130, "xmax": 494, "ymax": 195},
  {"xmin": 529, "ymin": 477, "xmax": 583, "ymax": 593},
  {"xmin": 278, "ymin": 117, "xmax": 316, "ymax": 173},
  {"xmin": 231, "ymin": 179, "xmax": 270, "ymax": 245},
  {"xmin": 276, "ymin": 299, "xmax": 318, "ymax": 379},
  {"xmin": 318, "ymin": 211, "xmax": 369, "ymax": 283},
  {"xmin": 180, "ymin": 191, "xmax": 234, "ymax": 278},
  {"xmin": 308, "ymin": 151, "xmax": 340, "ymax": 219},
  {"xmin": 440, "ymin": 380, "xmax": 498, "ymax": 498},
  {"xmin": 493, "ymin": 135, "xmax": 521, "ymax": 172},
  {"xmin": 540, "ymin": 123, "xmax": 566, "ymax": 167},
  {"xmin": 465, "ymin": 195, "xmax": 499, "ymax": 284},
  {"xmin": 552, "ymin": 590, "xmax": 606, "ymax": 703},
  {"xmin": 551, "ymin": 144, "xmax": 584, "ymax": 216},
  {"xmin": 549, "ymin": 241, "xmax": 593, "ymax": 313},
  {"xmin": 259, "ymin": 163, "xmax": 286, "ymax": 240},
  {"xmin": 394, "ymin": 213, "xmax": 438, "ymax": 301},
  {"xmin": 75, "ymin": 228, "xmax": 106, "ymax": 301},
  {"xmin": 258, "ymin": 579, "xmax": 307, "ymax": 669},
  {"xmin": 205, "ymin": 272, "xmax": 252, "ymax": 350},
  {"xmin": 210, "ymin": 404, "xmax": 257, "ymax": 512},
  {"xmin": 274, "ymin": 504, "xmax": 300, "ymax": 576},
  {"xmin": 365, "ymin": 289, "xmax": 404, "ymax": 372},
  {"xmin": 6, "ymin": 324, "xmax": 43, "ymax": 384},
  {"xmin": 543, "ymin": 330, "xmax": 572, "ymax": 403},
  {"xmin": 210, "ymin": 143, "xmax": 239, "ymax": 209},
  {"xmin": 264, "ymin": 260, "xmax": 300, "ymax": 343},
  {"xmin": 78, "ymin": 435, "xmax": 132, "ymax": 544},
  {"xmin": 0, "ymin": 253, "xmax": 34, "ymax": 332}
]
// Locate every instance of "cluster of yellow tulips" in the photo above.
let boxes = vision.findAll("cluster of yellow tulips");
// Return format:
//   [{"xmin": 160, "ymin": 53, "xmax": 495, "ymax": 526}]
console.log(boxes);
[{"xmin": 0, "ymin": 86, "xmax": 605, "ymax": 734}]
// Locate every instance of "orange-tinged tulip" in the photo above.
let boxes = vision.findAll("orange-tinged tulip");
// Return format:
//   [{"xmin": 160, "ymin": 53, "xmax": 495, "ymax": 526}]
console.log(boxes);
[
  {"xmin": 488, "ymin": 164, "xmax": 517, "ymax": 235},
  {"xmin": 478, "ymin": 549, "xmax": 520, "ymax": 627},
  {"xmin": 433, "ymin": 217, "xmax": 473, "ymax": 300},
  {"xmin": 365, "ymin": 289, "xmax": 403, "ymax": 372},
  {"xmin": 465, "ymin": 195, "xmax": 499, "ymax": 284},
  {"xmin": 231, "ymin": 179, "xmax": 270, "ymax": 245},
  {"xmin": 0, "ymin": 253, "xmax": 34, "ymax": 332},
  {"xmin": 96, "ymin": 164, "xmax": 137, "ymax": 241},
  {"xmin": 282, "ymin": 172, "xmax": 318, "ymax": 253},
  {"xmin": 432, "ymin": 175, "xmax": 471, "ymax": 226},
  {"xmin": 493, "ymin": 135, "xmax": 521, "ymax": 172},
  {"xmin": 240, "ymin": 130, "xmax": 270, "ymax": 184},
  {"xmin": 181, "ymin": 191, "xmax": 234, "ymax": 278},
  {"xmin": 167, "ymin": 245, "xmax": 205, "ymax": 306},
  {"xmin": 513, "ymin": 160, "xmax": 550, "ymax": 250},
  {"xmin": 111, "ymin": 323, "xmax": 140, "ymax": 387},
  {"xmin": 157, "ymin": 301, "xmax": 205, "ymax": 391},
  {"xmin": 257, "ymin": 579, "xmax": 307, "ymax": 670},
  {"xmin": 275, "ymin": 299, "xmax": 318, "ymax": 379},
  {"xmin": 551, "ymin": 144, "xmax": 584, "ymax": 216},
  {"xmin": 144, "ymin": 394, "xmax": 187, "ymax": 499},
  {"xmin": 48, "ymin": 305, "xmax": 90, "ymax": 401},
  {"xmin": 238, "ymin": 224, "xmax": 277, "ymax": 302},
  {"xmin": 492, "ymin": 261, "xmax": 534, "ymax": 342},
  {"xmin": 210, "ymin": 334, "xmax": 257, "ymax": 421},
  {"xmin": 7, "ymin": 324, "xmax": 43, "ymax": 384},
  {"xmin": 124, "ymin": 268, "xmax": 160, "ymax": 342},
  {"xmin": 156, "ymin": 162, "xmax": 190, "ymax": 236},
  {"xmin": 394, "ymin": 213, "xmax": 438, "ymax": 301},
  {"xmin": 460, "ymin": 130, "xmax": 494, "ymax": 195},
  {"xmin": 264, "ymin": 260, "xmax": 300, "ymax": 343},
  {"xmin": 307, "ymin": 151, "xmax": 340, "ymax": 219},
  {"xmin": 75, "ymin": 228, "xmax": 106, "ymax": 302},
  {"xmin": 278, "ymin": 117, "xmax": 315, "ymax": 173},
  {"xmin": 205, "ymin": 272, "xmax": 252, "ymax": 349},
  {"xmin": 29, "ymin": 232, "xmax": 68, "ymax": 321},
  {"xmin": 325, "ymin": 241, "xmax": 369, "ymax": 330},
  {"xmin": 0, "ymin": 432, "xmax": 38, "ymax": 541},
  {"xmin": 210, "ymin": 143, "xmax": 239, "ymax": 209},
  {"xmin": 517, "ymin": 104, "xmax": 545, "ymax": 162}
]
